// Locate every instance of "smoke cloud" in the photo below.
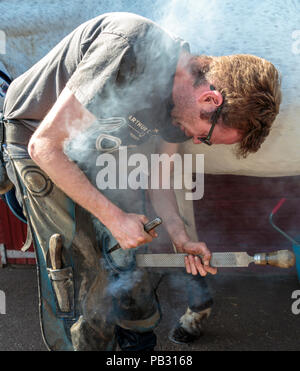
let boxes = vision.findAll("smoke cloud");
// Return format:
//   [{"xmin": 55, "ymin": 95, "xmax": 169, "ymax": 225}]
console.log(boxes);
[{"xmin": 154, "ymin": 0, "xmax": 299, "ymax": 105}]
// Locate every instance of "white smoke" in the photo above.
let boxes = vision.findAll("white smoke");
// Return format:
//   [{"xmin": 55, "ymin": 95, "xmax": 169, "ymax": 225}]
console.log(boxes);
[
  {"xmin": 155, "ymin": 0, "xmax": 219, "ymax": 54},
  {"xmin": 154, "ymin": 0, "xmax": 300, "ymax": 105}
]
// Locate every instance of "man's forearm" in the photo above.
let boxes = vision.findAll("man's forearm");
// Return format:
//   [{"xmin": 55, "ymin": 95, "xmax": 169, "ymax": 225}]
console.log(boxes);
[
  {"xmin": 29, "ymin": 139, "xmax": 123, "ymax": 228},
  {"xmin": 148, "ymin": 188, "xmax": 190, "ymax": 249},
  {"xmin": 26, "ymin": 87, "xmax": 156, "ymax": 251}
]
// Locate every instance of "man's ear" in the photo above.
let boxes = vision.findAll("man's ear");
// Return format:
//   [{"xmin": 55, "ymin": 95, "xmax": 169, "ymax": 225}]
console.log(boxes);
[{"xmin": 198, "ymin": 89, "xmax": 223, "ymax": 108}]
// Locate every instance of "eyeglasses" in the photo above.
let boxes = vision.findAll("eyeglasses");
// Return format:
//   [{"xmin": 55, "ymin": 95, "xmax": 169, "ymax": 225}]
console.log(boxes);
[{"xmin": 198, "ymin": 85, "xmax": 224, "ymax": 146}]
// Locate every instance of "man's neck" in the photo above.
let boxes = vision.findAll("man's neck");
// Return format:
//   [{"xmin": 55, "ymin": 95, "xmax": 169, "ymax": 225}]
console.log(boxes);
[{"xmin": 175, "ymin": 50, "xmax": 193, "ymax": 78}]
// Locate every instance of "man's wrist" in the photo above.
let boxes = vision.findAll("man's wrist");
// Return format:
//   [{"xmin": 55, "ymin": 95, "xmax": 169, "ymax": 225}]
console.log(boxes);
[
  {"xmin": 94, "ymin": 199, "xmax": 125, "ymax": 229},
  {"xmin": 162, "ymin": 216, "xmax": 190, "ymax": 250},
  {"xmin": 170, "ymin": 230, "xmax": 191, "ymax": 252}
]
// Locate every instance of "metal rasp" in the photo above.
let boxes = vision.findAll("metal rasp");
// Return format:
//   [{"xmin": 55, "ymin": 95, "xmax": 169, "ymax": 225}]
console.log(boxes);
[{"xmin": 136, "ymin": 250, "xmax": 296, "ymax": 268}]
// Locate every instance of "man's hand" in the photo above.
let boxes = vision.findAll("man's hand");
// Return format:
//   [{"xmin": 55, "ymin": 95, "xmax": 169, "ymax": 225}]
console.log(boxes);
[
  {"xmin": 176, "ymin": 240, "xmax": 218, "ymax": 276},
  {"xmin": 107, "ymin": 213, "xmax": 158, "ymax": 250}
]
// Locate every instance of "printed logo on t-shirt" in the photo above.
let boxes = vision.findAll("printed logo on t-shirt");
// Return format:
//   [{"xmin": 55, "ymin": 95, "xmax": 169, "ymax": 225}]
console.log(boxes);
[
  {"xmin": 128, "ymin": 115, "xmax": 158, "ymax": 138},
  {"xmin": 96, "ymin": 134, "xmax": 122, "ymax": 153}
]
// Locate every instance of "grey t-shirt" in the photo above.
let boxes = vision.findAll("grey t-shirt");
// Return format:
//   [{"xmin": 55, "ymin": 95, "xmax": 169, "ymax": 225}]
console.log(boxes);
[{"xmin": 3, "ymin": 12, "xmax": 190, "ymax": 146}]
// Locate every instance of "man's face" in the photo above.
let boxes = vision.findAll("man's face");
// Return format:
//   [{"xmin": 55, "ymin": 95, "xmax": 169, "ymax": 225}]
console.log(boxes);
[
  {"xmin": 172, "ymin": 115, "xmax": 242, "ymax": 145},
  {"xmin": 171, "ymin": 78, "xmax": 242, "ymax": 146}
]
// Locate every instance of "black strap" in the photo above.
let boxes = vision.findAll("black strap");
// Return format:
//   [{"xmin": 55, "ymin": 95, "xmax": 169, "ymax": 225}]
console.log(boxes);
[
  {"xmin": 0, "ymin": 68, "xmax": 12, "ymax": 147},
  {"xmin": 0, "ymin": 118, "xmax": 4, "ymax": 147},
  {"xmin": 0, "ymin": 70, "xmax": 12, "ymax": 85}
]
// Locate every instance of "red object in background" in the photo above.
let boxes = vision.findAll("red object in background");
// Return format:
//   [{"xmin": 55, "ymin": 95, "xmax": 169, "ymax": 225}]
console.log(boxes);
[
  {"xmin": 194, "ymin": 174, "xmax": 300, "ymax": 274},
  {"xmin": 0, "ymin": 198, "xmax": 35, "ymax": 265},
  {"xmin": 271, "ymin": 198, "xmax": 287, "ymax": 216}
]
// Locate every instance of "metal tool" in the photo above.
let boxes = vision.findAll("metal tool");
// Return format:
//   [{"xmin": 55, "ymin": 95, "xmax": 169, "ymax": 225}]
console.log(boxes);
[
  {"xmin": 136, "ymin": 250, "xmax": 296, "ymax": 268},
  {"xmin": 107, "ymin": 217, "xmax": 162, "ymax": 254}
]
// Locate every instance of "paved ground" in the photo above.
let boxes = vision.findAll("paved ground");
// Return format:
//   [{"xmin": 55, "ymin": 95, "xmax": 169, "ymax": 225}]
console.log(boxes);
[{"xmin": 0, "ymin": 266, "xmax": 299, "ymax": 351}]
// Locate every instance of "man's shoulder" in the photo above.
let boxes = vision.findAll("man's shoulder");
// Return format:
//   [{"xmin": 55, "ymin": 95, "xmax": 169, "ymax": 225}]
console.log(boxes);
[{"xmin": 84, "ymin": 12, "xmax": 179, "ymax": 46}]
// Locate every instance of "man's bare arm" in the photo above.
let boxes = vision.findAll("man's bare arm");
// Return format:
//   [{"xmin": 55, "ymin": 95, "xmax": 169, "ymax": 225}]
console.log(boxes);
[
  {"xmin": 147, "ymin": 141, "xmax": 189, "ymax": 246},
  {"xmin": 148, "ymin": 139, "xmax": 217, "ymax": 276},
  {"xmin": 28, "ymin": 86, "xmax": 155, "ymax": 249}
]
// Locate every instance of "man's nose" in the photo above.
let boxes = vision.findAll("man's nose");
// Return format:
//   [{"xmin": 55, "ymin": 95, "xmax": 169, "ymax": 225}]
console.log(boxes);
[{"xmin": 193, "ymin": 137, "xmax": 202, "ymax": 144}]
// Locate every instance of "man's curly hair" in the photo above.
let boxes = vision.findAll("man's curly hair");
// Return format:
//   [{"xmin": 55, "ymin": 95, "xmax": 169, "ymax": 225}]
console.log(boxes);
[{"xmin": 190, "ymin": 54, "xmax": 282, "ymax": 157}]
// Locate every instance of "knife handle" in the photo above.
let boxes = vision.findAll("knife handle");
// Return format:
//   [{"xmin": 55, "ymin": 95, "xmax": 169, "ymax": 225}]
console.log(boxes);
[{"xmin": 49, "ymin": 234, "xmax": 63, "ymax": 270}]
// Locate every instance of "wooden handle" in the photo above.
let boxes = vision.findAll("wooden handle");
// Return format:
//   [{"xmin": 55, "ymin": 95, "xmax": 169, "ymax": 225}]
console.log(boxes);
[
  {"xmin": 255, "ymin": 250, "xmax": 296, "ymax": 268},
  {"xmin": 49, "ymin": 234, "xmax": 63, "ymax": 270}
]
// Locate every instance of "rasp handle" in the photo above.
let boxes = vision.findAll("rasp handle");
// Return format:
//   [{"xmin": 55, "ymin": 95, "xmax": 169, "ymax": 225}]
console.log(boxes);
[{"xmin": 254, "ymin": 250, "xmax": 295, "ymax": 268}]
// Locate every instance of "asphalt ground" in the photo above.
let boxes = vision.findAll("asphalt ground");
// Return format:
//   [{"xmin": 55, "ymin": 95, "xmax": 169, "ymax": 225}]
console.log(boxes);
[{"xmin": 0, "ymin": 266, "xmax": 299, "ymax": 351}]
